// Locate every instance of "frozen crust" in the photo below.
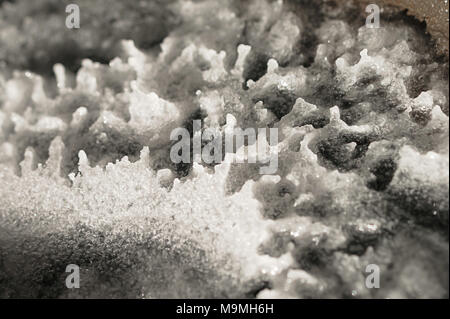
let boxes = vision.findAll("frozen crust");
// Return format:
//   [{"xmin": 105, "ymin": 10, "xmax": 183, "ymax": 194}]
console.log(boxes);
[{"xmin": 0, "ymin": 0, "xmax": 449, "ymax": 298}]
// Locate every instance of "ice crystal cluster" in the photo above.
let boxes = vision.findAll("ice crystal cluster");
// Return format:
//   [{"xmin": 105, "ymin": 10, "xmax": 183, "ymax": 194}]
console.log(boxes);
[{"xmin": 0, "ymin": 0, "xmax": 448, "ymax": 298}]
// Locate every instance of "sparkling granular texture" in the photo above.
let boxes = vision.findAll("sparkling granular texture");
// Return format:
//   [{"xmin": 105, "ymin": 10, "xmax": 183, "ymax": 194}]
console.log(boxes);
[{"xmin": 0, "ymin": 0, "xmax": 448, "ymax": 298}]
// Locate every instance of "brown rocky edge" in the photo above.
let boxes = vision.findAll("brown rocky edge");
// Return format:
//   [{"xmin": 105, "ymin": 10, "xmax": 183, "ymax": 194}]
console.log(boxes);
[{"xmin": 343, "ymin": 0, "xmax": 449, "ymax": 56}]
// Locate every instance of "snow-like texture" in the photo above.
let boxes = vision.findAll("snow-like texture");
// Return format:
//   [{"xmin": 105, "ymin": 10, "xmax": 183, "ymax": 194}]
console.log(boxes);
[{"xmin": 0, "ymin": 0, "xmax": 448, "ymax": 298}]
